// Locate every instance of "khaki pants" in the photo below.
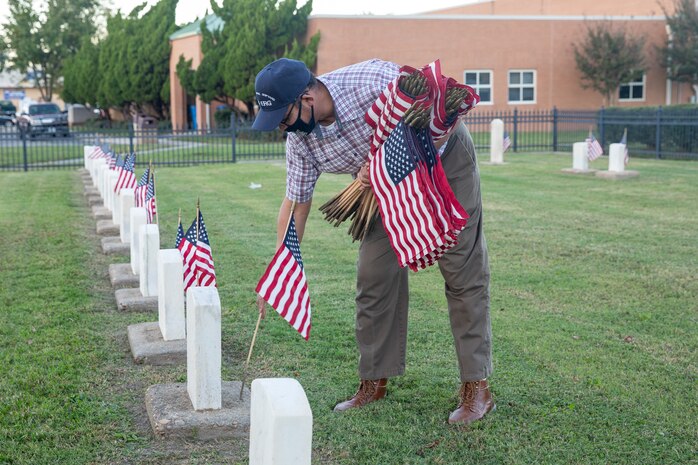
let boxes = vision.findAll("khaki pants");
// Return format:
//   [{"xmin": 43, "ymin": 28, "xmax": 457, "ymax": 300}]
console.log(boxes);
[{"xmin": 356, "ymin": 122, "xmax": 492, "ymax": 382}]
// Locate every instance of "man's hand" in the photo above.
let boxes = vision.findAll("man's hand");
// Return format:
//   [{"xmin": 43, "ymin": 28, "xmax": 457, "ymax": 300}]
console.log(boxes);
[
  {"xmin": 358, "ymin": 161, "xmax": 371, "ymax": 189},
  {"xmin": 256, "ymin": 294, "xmax": 267, "ymax": 319}
]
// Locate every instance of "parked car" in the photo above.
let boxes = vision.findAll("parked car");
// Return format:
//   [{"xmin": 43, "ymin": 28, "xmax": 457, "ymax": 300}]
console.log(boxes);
[
  {"xmin": 16, "ymin": 102, "xmax": 69, "ymax": 137},
  {"xmin": 0, "ymin": 100, "xmax": 16, "ymax": 126}
]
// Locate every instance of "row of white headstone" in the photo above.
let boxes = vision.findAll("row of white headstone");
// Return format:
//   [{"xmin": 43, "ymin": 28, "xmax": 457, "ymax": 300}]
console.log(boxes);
[
  {"xmin": 489, "ymin": 118, "xmax": 630, "ymax": 174},
  {"xmin": 83, "ymin": 148, "xmax": 312, "ymax": 464}
]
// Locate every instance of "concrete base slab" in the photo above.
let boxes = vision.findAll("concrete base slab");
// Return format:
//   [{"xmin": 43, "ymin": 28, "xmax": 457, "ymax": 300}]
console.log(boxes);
[
  {"xmin": 145, "ymin": 382, "xmax": 250, "ymax": 441},
  {"xmin": 101, "ymin": 236, "xmax": 130, "ymax": 255},
  {"xmin": 595, "ymin": 170, "xmax": 640, "ymax": 180},
  {"xmin": 87, "ymin": 194, "xmax": 103, "ymax": 207},
  {"xmin": 84, "ymin": 186, "xmax": 99, "ymax": 196},
  {"xmin": 561, "ymin": 168, "xmax": 597, "ymax": 175},
  {"xmin": 97, "ymin": 219, "xmax": 119, "ymax": 236},
  {"xmin": 109, "ymin": 263, "xmax": 140, "ymax": 289},
  {"xmin": 92, "ymin": 205, "xmax": 110, "ymax": 220},
  {"xmin": 127, "ymin": 321, "xmax": 186, "ymax": 365},
  {"xmin": 115, "ymin": 288, "xmax": 158, "ymax": 312}
]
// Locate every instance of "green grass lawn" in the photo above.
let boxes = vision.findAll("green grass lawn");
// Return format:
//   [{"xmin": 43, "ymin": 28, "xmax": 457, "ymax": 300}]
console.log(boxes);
[{"xmin": 0, "ymin": 154, "xmax": 696, "ymax": 464}]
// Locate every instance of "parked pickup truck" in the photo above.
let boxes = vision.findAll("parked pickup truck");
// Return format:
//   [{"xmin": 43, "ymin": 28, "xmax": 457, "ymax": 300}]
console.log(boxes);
[
  {"xmin": 17, "ymin": 102, "xmax": 69, "ymax": 137},
  {"xmin": 0, "ymin": 100, "xmax": 16, "ymax": 126}
]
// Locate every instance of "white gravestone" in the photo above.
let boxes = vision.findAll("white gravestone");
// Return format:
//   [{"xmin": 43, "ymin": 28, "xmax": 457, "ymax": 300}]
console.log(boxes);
[
  {"xmin": 249, "ymin": 378, "xmax": 313, "ymax": 465},
  {"xmin": 158, "ymin": 249, "xmax": 186, "ymax": 341},
  {"xmin": 84, "ymin": 145, "xmax": 95, "ymax": 171},
  {"xmin": 130, "ymin": 208, "xmax": 148, "ymax": 275},
  {"xmin": 608, "ymin": 143, "xmax": 626, "ymax": 173},
  {"xmin": 573, "ymin": 142, "xmax": 589, "ymax": 171},
  {"xmin": 98, "ymin": 164, "xmax": 109, "ymax": 199},
  {"xmin": 108, "ymin": 171, "xmax": 119, "ymax": 215},
  {"xmin": 92, "ymin": 158, "xmax": 105, "ymax": 188},
  {"xmin": 490, "ymin": 119, "xmax": 504, "ymax": 164},
  {"xmin": 139, "ymin": 224, "xmax": 160, "ymax": 297},
  {"xmin": 187, "ymin": 287, "xmax": 222, "ymax": 410},
  {"xmin": 119, "ymin": 189, "xmax": 135, "ymax": 243}
]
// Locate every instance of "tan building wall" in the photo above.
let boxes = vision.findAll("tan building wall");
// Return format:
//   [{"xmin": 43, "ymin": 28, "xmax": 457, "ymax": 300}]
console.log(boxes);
[
  {"xmin": 427, "ymin": 0, "xmax": 674, "ymax": 16},
  {"xmin": 306, "ymin": 15, "xmax": 693, "ymax": 111},
  {"xmin": 167, "ymin": 3, "xmax": 695, "ymax": 126},
  {"xmin": 169, "ymin": 34, "xmax": 214, "ymax": 130}
]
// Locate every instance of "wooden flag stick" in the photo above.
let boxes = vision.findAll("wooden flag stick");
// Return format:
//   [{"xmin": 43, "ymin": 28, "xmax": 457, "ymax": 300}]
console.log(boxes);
[
  {"xmin": 239, "ymin": 312, "xmax": 263, "ymax": 400},
  {"xmin": 239, "ymin": 200, "xmax": 297, "ymax": 400}
]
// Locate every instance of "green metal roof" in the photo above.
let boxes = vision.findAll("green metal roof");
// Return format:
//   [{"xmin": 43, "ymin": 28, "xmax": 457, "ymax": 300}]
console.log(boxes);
[{"xmin": 169, "ymin": 14, "xmax": 224, "ymax": 40}]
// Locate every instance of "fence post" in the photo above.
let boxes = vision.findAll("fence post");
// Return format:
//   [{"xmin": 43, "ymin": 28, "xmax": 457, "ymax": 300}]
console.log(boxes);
[
  {"xmin": 21, "ymin": 127, "xmax": 28, "ymax": 172},
  {"xmin": 655, "ymin": 106, "xmax": 662, "ymax": 159},
  {"xmin": 599, "ymin": 107, "xmax": 606, "ymax": 149},
  {"xmin": 513, "ymin": 108, "xmax": 518, "ymax": 152},
  {"xmin": 230, "ymin": 113, "xmax": 237, "ymax": 163},
  {"xmin": 552, "ymin": 107, "xmax": 558, "ymax": 152},
  {"xmin": 129, "ymin": 122, "xmax": 135, "ymax": 155}
]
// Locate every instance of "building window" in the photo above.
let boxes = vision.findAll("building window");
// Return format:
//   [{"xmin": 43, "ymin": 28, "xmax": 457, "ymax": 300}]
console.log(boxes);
[
  {"xmin": 464, "ymin": 70, "xmax": 492, "ymax": 104},
  {"xmin": 508, "ymin": 70, "xmax": 536, "ymax": 104},
  {"xmin": 619, "ymin": 73, "xmax": 645, "ymax": 101}
]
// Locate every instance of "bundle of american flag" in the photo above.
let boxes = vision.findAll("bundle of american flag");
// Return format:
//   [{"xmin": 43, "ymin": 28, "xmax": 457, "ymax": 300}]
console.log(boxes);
[
  {"xmin": 321, "ymin": 59, "xmax": 478, "ymax": 270},
  {"xmin": 176, "ymin": 205, "xmax": 217, "ymax": 292}
]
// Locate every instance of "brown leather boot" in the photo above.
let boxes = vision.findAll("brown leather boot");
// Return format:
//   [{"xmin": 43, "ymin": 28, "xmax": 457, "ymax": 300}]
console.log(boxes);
[
  {"xmin": 448, "ymin": 379, "xmax": 495, "ymax": 425},
  {"xmin": 333, "ymin": 378, "xmax": 388, "ymax": 412}
]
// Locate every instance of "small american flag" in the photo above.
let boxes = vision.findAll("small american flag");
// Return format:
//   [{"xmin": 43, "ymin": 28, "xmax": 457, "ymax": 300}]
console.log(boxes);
[
  {"xmin": 114, "ymin": 154, "xmax": 137, "ymax": 193},
  {"xmin": 88, "ymin": 146, "xmax": 104, "ymax": 159},
  {"xmin": 256, "ymin": 214, "xmax": 311, "ymax": 340},
  {"xmin": 620, "ymin": 129, "xmax": 629, "ymax": 166},
  {"xmin": 113, "ymin": 154, "xmax": 125, "ymax": 172},
  {"xmin": 134, "ymin": 167, "xmax": 150, "ymax": 208},
  {"xmin": 586, "ymin": 132, "xmax": 603, "ymax": 161},
  {"xmin": 176, "ymin": 219, "xmax": 198, "ymax": 291},
  {"xmin": 108, "ymin": 152, "xmax": 117, "ymax": 169},
  {"xmin": 144, "ymin": 173, "xmax": 157, "ymax": 223},
  {"xmin": 503, "ymin": 131, "xmax": 512, "ymax": 152},
  {"xmin": 195, "ymin": 211, "xmax": 216, "ymax": 287}
]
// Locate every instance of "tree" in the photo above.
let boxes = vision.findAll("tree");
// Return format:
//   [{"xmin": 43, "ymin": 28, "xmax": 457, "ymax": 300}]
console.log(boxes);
[
  {"xmin": 2, "ymin": 0, "xmax": 99, "ymax": 102},
  {"xmin": 63, "ymin": 0, "xmax": 178, "ymax": 119},
  {"xmin": 176, "ymin": 0, "xmax": 320, "ymax": 115},
  {"xmin": 660, "ymin": 0, "xmax": 698, "ymax": 101},
  {"xmin": 573, "ymin": 22, "xmax": 646, "ymax": 106}
]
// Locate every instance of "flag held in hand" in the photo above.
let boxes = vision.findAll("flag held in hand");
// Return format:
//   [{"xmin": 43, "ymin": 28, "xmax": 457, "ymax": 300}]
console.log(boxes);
[{"xmin": 256, "ymin": 214, "xmax": 312, "ymax": 340}]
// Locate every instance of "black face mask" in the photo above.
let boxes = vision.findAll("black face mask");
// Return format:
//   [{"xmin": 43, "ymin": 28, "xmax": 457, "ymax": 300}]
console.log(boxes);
[{"xmin": 284, "ymin": 101, "xmax": 316, "ymax": 135}]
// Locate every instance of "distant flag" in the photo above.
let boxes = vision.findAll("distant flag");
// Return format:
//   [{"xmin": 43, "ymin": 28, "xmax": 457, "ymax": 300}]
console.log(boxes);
[
  {"xmin": 176, "ymin": 216, "xmax": 198, "ymax": 291},
  {"xmin": 194, "ymin": 210, "xmax": 216, "ymax": 287},
  {"xmin": 586, "ymin": 130, "xmax": 603, "ymax": 161},
  {"xmin": 256, "ymin": 213, "xmax": 312, "ymax": 340},
  {"xmin": 134, "ymin": 166, "xmax": 150, "ymax": 208},
  {"xmin": 503, "ymin": 130, "xmax": 512, "ymax": 152},
  {"xmin": 620, "ymin": 128, "xmax": 629, "ymax": 166},
  {"xmin": 112, "ymin": 153, "xmax": 125, "ymax": 172},
  {"xmin": 108, "ymin": 152, "xmax": 117, "ymax": 169},
  {"xmin": 114, "ymin": 154, "xmax": 137, "ymax": 193},
  {"xmin": 88, "ymin": 146, "xmax": 103, "ymax": 159},
  {"xmin": 144, "ymin": 172, "xmax": 157, "ymax": 223}
]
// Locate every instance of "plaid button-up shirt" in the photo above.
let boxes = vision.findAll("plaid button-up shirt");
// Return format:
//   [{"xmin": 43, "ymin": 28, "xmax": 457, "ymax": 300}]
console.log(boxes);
[{"xmin": 285, "ymin": 59, "xmax": 400, "ymax": 203}]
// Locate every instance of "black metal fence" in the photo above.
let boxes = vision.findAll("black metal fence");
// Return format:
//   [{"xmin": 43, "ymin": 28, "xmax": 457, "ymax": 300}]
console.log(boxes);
[
  {"xmin": 2, "ymin": 107, "xmax": 697, "ymax": 171},
  {"xmin": 463, "ymin": 107, "xmax": 698, "ymax": 160}
]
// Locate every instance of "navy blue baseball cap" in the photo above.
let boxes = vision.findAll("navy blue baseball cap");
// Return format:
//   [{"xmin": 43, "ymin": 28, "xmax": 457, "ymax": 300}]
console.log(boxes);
[{"xmin": 252, "ymin": 58, "xmax": 311, "ymax": 131}]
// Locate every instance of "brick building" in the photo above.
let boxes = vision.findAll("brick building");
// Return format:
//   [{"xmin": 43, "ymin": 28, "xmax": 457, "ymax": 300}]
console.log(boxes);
[{"xmin": 169, "ymin": 0, "xmax": 694, "ymax": 129}]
